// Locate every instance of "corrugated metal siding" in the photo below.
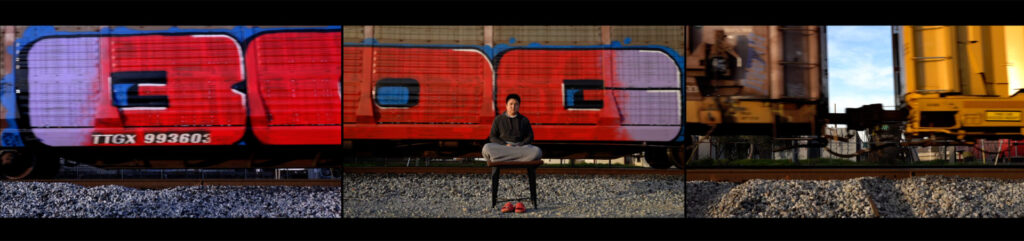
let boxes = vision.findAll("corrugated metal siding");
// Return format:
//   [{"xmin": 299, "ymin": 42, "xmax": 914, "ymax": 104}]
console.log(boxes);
[
  {"xmin": 122, "ymin": 26, "xmax": 174, "ymax": 31},
  {"xmin": 342, "ymin": 25, "xmax": 363, "ymax": 43},
  {"xmin": 342, "ymin": 47, "xmax": 362, "ymax": 123},
  {"xmin": 1, "ymin": 26, "xmax": 5, "ymax": 76},
  {"xmin": 611, "ymin": 26, "xmax": 685, "ymax": 55},
  {"xmin": 251, "ymin": 32, "xmax": 341, "ymax": 126},
  {"xmin": 374, "ymin": 26, "xmax": 484, "ymax": 45},
  {"xmin": 372, "ymin": 47, "xmax": 489, "ymax": 124},
  {"xmin": 108, "ymin": 35, "xmax": 247, "ymax": 127},
  {"xmin": 494, "ymin": 26, "xmax": 601, "ymax": 46}
]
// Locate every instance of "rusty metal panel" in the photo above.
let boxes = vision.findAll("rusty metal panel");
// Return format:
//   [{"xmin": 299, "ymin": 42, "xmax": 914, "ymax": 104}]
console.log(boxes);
[
  {"xmin": 343, "ymin": 25, "xmax": 364, "ymax": 43},
  {"xmin": 1, "ymin": 26, "xmax": 7, "ymax": 77},
  {"xmin": 686, "ymin": 25, "xmax": 823, "ymax": 100},
  {"xmin": 121, "ymin": 26, "xmax": 173, "ymax": 31},
  {"xmin": 493, "ymin": 26, "xmax": 601, "ymax": 46},
  {"xmin": 374, "ymin": 26, "xmax": 484, "ymax": 45},
  {"xmin": 611, "ymin": 26, "xmax": 685, "ymax": 55},
  {"xmin": 781, "ymin": 25, "xmax": 821, "ymax": 99},
  {"xmin": 53, "ymin": 26, "xmax": 104, "ymax": 32},
  {"xmin": 14, "ymin": 26, "xmax": 27, "ymax": 39},
  {"xmin": 686, "ymin": 26, "xmax": 774, "ymax": 97}
]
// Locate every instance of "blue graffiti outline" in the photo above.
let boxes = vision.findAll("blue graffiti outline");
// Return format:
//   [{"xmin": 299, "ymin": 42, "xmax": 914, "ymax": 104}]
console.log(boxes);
[
  {"xmin": 5, "ymin": 25, "xmax": 341, "ymax": 147},
  {"xmin": 344, "ymin": 38, "xmax": 687, "ymax": 142}
]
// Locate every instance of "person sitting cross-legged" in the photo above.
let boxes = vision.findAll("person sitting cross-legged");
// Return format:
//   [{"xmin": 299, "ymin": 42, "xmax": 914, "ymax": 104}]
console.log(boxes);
[{"xmin": 482, "ymin": 93, "xmax": 543, "ymax": 163}]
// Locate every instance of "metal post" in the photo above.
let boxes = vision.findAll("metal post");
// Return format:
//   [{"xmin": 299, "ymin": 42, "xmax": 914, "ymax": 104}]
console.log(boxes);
[
  {"xmin": 982, "ymin": 141, "xmax": 987, "ymax": 164},
  {"xmin": 855, "ymin": 134, "xmax": 861, "ymax": 162},
  {"xmin": 996, "ymin": 139, "xmax": 1004, "ymax": 166},
  {"xmin": 792, "ymin": 140, "xmax": 799, "ymax": 164}
]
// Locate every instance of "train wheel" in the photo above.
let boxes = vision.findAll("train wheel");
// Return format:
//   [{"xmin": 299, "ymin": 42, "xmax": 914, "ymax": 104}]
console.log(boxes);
[
  {"xmin": 27, "ymin": 153, "xmax": 61, "ymax": 179},
  {"xmin": 1, "ymin": 151, "xmax": 34, "ymax": 180},
  {"xmin": 644, "ymin": 148, "xmax": 674, "ymax": 169},
  {"xmin": 669, "ymin": 146, "xmax": 685, "ymax": 170}
]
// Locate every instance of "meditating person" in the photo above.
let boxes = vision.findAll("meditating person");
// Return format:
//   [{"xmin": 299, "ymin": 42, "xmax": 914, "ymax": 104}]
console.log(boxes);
[{"xmin": 482, "ymin": 94, "xmax": 542, "ymax": 163}]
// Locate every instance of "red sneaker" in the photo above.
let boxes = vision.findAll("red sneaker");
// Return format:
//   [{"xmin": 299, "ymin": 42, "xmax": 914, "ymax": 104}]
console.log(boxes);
[
  {"xmin": 500, "ymin": 202, "xmax": 514, "ymax": 213},
  {"xmin": 514, "ymin": 202, "xmax": 526, "ymax": 213}
]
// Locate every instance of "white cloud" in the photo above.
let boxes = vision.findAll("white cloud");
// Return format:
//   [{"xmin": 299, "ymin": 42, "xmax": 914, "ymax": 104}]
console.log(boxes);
[
  {"xmin": 827, "ymin": 26, "xmax": 897, "ymax": 111},
  {"xmin": 829, "ymin": 61, "xmax": 894, "ymax": 90},
  {"xmin": 829, "ymin": 26, "xmax": 892, "ymax": 43}
]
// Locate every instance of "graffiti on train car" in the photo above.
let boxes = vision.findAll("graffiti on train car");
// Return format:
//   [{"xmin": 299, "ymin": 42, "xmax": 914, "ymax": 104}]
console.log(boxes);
[
  {"xmin": 741, "ymin": 33, "xmax": 769, "ymax": 95},
  {"xmin": 343, "ymin": 44, "xmax": 684, "ymax": 142},
  {"xmin": 247, "ymin": 31, "xmax": 342, "ymax": 145},
  {"xmin": 2, "ymin": 26, "xmax": 341, "ymax": 147},
  {"xmin": 495, "ymin": 49, "xmax": 682, "ymax": 142}
]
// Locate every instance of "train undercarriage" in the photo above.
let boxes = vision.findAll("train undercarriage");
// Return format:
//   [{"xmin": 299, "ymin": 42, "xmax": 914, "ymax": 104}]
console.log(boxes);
[
  {"xmin": 342, "ymin": 140, "xmax": 686, "ymax": 169},
  {"xmin": 0, "ymin": 146, "xmax": 341, "ymax": 179}
]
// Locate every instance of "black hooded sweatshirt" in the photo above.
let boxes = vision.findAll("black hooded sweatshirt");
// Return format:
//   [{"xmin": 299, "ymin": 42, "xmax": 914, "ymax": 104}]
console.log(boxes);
[{"xmin": 488, "ymin": 112, "xmax": 534, "ymax": 146}]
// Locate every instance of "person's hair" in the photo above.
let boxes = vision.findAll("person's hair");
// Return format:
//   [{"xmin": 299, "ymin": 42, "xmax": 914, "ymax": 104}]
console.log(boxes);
[{"xmin": 505, "ymin": 94, "xmax": 521, "ymax": 104}]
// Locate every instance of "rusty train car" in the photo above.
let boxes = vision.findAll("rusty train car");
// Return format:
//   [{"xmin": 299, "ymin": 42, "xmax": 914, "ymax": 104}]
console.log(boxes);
[
  {"xmin": 684, "ymin": 26, "xmax": 828, "ymax": 138},
  {"xmin": 0, "ymin": 26, "xmax": 342, "ymax": 179},
  {"xmin": 341, "ymin": 25, "xmax": 830, "ymax": 169}
]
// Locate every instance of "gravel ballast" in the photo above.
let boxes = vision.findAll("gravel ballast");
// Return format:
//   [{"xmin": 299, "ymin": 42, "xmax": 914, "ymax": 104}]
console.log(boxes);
[
  {"xmin": 0, "ymin": 182, "xmax": 342, "ymax": 218},
  {"xmin": 688, "ymin": 176, "xmax": 1024, "ymax": 218},
  {"xmin": 343, "ymin": 173, "xmax": 686, "ymax": 218}
]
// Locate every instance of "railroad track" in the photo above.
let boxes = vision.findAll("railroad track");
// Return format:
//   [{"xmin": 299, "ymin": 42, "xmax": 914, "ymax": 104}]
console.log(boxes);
[
  {"xmin": 4, "ymin": 179, "xmax": 342, "ymax": 189},
  {"xmin": 343, "ymin": 167, "xmax": 685, "ymax": 176},
  {"xmin": 344, "ymin": 167, "xmax": 1024, "ymax": 182},
  {"xmin": 686, "ymin": 168, "xmax": 1024, "ymax": 182}
]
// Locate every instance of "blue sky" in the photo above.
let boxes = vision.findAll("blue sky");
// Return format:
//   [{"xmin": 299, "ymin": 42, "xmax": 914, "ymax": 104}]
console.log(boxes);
[{"xmin": 826, "ymin": 26, "xmax": 895, "ymax": 113}]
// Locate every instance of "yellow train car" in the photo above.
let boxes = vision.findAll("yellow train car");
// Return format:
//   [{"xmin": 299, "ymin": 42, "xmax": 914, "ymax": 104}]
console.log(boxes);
[{"xmin": 897, "ymin": 26, "xmax": 1024, "ymax": 140}]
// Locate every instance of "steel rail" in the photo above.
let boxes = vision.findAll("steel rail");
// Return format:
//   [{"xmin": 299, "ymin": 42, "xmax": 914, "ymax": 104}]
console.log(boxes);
[
  {"xmin": 343, "ymin": 167, "xmax": 686, "ymax": 176},
  {"xmin": 685, "ymin": 168, "xmax": 1024, "ymax": 182},
  {"xmin": 3, "ymin": 179, "xmax": 341, "ymax": 189}
]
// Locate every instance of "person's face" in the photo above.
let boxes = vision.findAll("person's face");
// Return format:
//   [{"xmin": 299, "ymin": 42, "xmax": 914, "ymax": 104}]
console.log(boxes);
[{"xmin": 506, "ymin": 98, "xmax": 519, "ymax": 116}]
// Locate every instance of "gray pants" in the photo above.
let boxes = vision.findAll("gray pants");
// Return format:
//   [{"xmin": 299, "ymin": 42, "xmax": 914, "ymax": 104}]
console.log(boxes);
[{"xmin": 482, "ymin": 143, "xmax": 543, "ymax": 163}]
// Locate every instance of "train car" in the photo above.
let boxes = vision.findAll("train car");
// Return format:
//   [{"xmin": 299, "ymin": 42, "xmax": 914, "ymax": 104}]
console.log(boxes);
[
  {"xmin": 895, "ymin": 26, "xmax": 1024, "ymax": 140},
  {"xmin": 684, "ymin": 26, "xmax": 828, "ymax": 138},
  {"xmin": 0, "ymin": 26, "xmax": 342, "ymax": 179},
  {"xmin": 342, "ymin": 26, "xmax": 687, "ymax": 168}
]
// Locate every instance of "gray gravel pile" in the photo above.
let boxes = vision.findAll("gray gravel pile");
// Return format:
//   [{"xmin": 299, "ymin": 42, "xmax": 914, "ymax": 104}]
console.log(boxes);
[
  {"xmin": 343, "ymin": 173, "xmax": 685, "ymax": 218},
  {"xmin": 0, "ymin": 181, "xmax": 342, "ymax": 218},
  {"xmin": 705, "ymin": 179, "xmax": 874, "ymax": 218},
  {"xmin": 894, "ymin": 176, "xmax": 1024, "ymax": 218},
  {"xmin": 684, "ymin": 181, "xmax": 735, "ymax": 217},
  {"xmin": 688, "ymin": 176, "xmax": 1024, "ymax": 218}
]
